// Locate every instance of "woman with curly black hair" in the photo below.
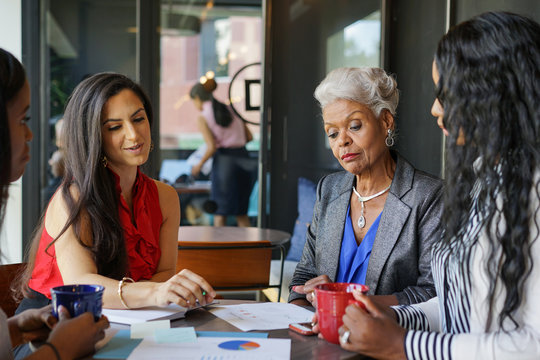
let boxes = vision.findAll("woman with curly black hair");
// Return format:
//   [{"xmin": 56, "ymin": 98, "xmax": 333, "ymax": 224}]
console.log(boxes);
[{"xmin": 334, "ymin": 11, "xmax": 540, "ymax": 359}]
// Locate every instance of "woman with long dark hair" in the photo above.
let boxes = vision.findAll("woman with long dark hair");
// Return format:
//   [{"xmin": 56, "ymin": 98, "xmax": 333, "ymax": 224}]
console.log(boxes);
[
  {"xmin": 0, "ymin": 47, "xmax": 109, "ymax": 360},
  {"xmin": 16, "ymin": 73, "xmax": 215, "ymax": 319},
  {"xmin": 189, "ymin": 75, "xmax": 254, "ymax": 227},
  {"xmin": 335, "ymin": 12, "xmax": 540, "ymax": 359}
]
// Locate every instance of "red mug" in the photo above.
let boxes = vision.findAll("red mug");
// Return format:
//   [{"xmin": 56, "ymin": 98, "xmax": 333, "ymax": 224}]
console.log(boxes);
[{"xmin": 314, "ymin": 283, "xmax": 369, "ymax": 344}]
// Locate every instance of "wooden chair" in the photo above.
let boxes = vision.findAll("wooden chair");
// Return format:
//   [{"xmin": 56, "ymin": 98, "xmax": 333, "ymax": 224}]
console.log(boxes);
[
  {"xmin": 177, "ymin": 240, "xmax": 273, "ymax": 291},
  {"xmin": 0, "ymin": 263, "xmax": 25, "ymax": 317}
]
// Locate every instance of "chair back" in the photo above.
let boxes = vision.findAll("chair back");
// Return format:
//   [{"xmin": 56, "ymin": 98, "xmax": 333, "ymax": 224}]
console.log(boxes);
[
  {"xmin": 0, "ymin": 263, "xmax": 25, "ymax": 317},
  {"xmin": 177, "ymin": 240, "xmax": 271, "ymax": 290}
]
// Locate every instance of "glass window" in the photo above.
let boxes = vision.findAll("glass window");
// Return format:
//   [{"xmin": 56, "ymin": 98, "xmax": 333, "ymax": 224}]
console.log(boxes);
[
  {"xmin": 327, "ymin": 10, "xmax": 381, "ymax": 71},
  {"xmin": 159, "ymin": 1, "xmax": 262, "ymax": 226},
  {"xmin": 159, "ymin": 3, "xmax": 262, "ymax": 153},
  {"xmin": 44, "ymin": 0, "xmax": 137, "ymax": 204}
]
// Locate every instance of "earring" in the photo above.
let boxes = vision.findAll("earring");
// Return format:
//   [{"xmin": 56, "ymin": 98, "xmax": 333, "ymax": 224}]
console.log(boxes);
[
  {"xmin": 385, "ymin": 129, "xmax": 395, "ymax": 147},
  {"xmin": 150, "ymin": 142, "xmax": 154, "ymax": 152},
  {"xmin": 102, "ymin": 155, "xmax": 108, "ymax": 168}
]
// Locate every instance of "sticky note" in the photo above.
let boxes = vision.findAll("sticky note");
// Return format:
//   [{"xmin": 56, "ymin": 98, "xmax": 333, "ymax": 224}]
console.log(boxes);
[
  {"xmin": 130, "ymin": 320, "xmax": 170, "ymax": 338},
  {"xmin": 95, "ymin": 329, "xmax": 142, "ymax": 359},
  {"xmin": 155, "ymin": 327, "xmax": 197, "ymax": 343}
]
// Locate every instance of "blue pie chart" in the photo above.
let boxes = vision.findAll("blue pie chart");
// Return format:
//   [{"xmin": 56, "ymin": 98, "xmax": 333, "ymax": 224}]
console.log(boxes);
[{"xmin": 218, "ymin": 340, "xmax": 261, "ymax": 351}]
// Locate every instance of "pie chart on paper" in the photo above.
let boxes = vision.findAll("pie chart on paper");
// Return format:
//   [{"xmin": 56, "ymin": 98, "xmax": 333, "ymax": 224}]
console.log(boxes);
[{"xmin": 218, "ymin": 340, "xmax": 261, "ymax": 351}]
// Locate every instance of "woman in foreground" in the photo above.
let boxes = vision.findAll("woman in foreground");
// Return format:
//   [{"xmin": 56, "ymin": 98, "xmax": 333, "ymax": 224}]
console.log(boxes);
[
  {"xmin": 16, "ymin": 73, "xmax": 215, "ymax": 317},
  {"xmin": 0, "ymin": 47, "xmax": 108, "ymax": 360},
  {"xmin": 338, "ymin": 11, "xmax": 540, "ymax": 359},
  {"xmin": 289, "ymin": 67, "xmax": 442, "ymax": 308}
]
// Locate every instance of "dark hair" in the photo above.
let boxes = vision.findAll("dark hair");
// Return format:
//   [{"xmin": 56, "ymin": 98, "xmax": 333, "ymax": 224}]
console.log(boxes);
[
  {"xmin": 435, "ymin": 12, "xmax": 540, "ymax": 330},
  {"xmin": 0, "ymin": 48, "xmax": 26, "ymax": 229},
  {"xmin": 20, "ymin": 73, "xmax": 153, "ymax": 294},
  {"xmin": 189, "ymin": 79, "xmax": 233, "ymax": 127}
]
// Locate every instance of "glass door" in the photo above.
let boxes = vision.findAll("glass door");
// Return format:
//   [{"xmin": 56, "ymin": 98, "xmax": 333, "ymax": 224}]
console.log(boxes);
[{"xmin": 158, "ymin": 0, "xmax": 263, "ymax": 226}]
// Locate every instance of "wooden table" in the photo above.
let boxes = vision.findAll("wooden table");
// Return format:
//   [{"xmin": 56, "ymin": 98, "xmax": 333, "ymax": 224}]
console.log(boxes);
[
  {"xmin": 177, "ymin": 226, "xmax": 291, "ymax": 299},
  {"xmin": 180, "ymin": 300, "xmax": 362, "ymax": 359},
  {"xmin": 96, "ymin": 300, "xmax": 363, "ymax": 359},
  {"xmin": 178, "ymin": 226, "xmax": 291, "ymax": 246}
]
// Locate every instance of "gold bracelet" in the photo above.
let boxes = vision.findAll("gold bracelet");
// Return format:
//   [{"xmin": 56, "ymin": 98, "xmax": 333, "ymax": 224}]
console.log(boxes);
[{"xmin": 118, "ymin": 277, "xmax": 135, "ymax": 309}]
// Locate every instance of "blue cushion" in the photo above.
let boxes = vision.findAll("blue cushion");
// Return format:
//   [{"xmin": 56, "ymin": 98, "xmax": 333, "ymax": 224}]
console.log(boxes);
[{"xmin": 286, "ymin": 177, "xmax": 317, "ymax": 261}]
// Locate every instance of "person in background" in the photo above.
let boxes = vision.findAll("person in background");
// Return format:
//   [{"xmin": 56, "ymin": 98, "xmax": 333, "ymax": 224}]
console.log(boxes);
[
  {"xmin": 42, "ymin": 118, "xmax": 65, "ymax": 204},
  {"xmin": 289, "ymin": 67, "xmax": 442, "ymax": 310},
  {"xmin": 338, "ymin": 12, "xmax": 540, "ymax": 359},
  {"xmin": 15, "ymin": 73, "xmax": 215, "ymax": 323},
  {"xmin": 0, "ymin": 47, "xmax": 109, "ymax": 360},
  {"xmin": 189, "ymin": 72, "xmax": 255, "ymax": 227}
]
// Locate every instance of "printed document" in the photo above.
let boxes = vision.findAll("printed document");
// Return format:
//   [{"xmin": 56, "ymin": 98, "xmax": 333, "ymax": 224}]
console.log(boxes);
[{"xmin": 210, "ymin": 303, "xmax": 314, "ymax": 331}]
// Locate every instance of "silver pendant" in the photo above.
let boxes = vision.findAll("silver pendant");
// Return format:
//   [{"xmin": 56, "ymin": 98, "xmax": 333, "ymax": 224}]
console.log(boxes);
[{"xmin": 357, "ymin": 215, "xmax": 366, "ymax": 228}]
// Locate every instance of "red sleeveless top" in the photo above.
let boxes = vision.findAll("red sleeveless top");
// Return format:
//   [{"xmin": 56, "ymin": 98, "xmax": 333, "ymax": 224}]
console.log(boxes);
[{"xmin": 28, "ymin": 169, "xmax": 163, "ymax": 299}]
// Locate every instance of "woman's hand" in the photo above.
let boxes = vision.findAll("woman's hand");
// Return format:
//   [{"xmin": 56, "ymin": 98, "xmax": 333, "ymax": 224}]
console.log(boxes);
[
  {"xmin": 8, "ymin": 305, "xmax": 57, "ymax": 346},
  {"xmin": 339, "ymin": 291, "xmax": 406, "ymax": 359},
  {"xmin": 292, "ymin": 275, "xmax": 331, "ymax": 308},
  {"xmin": 154, "ymin": 269, "xmax": 216, "ymax": 307},
  {"xmin": 43, "ymin": 306, "xmax": 109, "ymax": 360},
  {"xmin": 191, "ymin": 163, "xmax": 203, "ymax": 177}
]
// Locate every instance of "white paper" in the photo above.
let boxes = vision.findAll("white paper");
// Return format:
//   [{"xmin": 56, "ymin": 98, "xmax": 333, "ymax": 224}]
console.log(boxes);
[
  {"xmin": 128, "ymin": 336, "xmax": 290, "ymax": 360},
  {"xmin": 103, "ymin": 304, "xmax": 188, "ymax": 325},
  {"xmin": 130, "ymin": 320, "xmax": 170, "ymax": 338},
  {"xmin": 209, "ymin": 303, "xmax": 314, "ymax": 331}
]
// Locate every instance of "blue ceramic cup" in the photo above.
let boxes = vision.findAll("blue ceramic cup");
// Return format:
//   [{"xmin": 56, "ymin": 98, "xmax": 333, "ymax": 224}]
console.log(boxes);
[{"xmin": 50, "ymin": 284, "xmax": 104, "ymax": 321}]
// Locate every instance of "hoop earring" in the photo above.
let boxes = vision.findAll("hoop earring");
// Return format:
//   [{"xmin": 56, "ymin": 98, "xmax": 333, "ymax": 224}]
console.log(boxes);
[
  {"xmin": 385, "ymin": 129, "xmax": 395, "ymax": 147},
  {"xmin": 102, "ymin": 155, "xmax": 108, "ymax": 168}
]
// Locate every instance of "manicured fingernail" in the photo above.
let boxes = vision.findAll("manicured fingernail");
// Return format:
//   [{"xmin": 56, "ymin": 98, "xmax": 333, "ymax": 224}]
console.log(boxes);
[{"xmin": 292, "ymin": 286, "xmax": 299, "ymax": 292}]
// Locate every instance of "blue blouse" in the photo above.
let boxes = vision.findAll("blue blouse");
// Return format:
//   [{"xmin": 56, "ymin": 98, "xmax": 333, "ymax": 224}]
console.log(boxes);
[{"xmin": 336, "ymin": 205, "xmax": 382, "ymax": 285}]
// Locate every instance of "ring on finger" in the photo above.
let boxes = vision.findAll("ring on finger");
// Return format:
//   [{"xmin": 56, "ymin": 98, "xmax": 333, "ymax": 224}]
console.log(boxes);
[{"xmin": 340, "ymin": 330, "xmax": 351, "ymax": 345}]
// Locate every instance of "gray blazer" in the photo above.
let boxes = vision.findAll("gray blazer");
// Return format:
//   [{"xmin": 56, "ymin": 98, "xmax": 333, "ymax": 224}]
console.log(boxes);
[{"xmin": 289, "ymin": 153, "xmax": 443, "ymax": 305}]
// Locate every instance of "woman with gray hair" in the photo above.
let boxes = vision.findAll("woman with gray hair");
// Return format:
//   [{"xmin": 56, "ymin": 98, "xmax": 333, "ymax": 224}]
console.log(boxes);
[{"xmin": 289, "ymin": 67, "xmax": 442, "ymax": 314}]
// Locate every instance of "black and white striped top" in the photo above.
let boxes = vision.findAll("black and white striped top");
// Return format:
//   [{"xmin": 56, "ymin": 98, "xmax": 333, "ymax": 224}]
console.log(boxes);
[{"xmin": 393, "ymin": 177, "xmax": 540, "ymax": 359}]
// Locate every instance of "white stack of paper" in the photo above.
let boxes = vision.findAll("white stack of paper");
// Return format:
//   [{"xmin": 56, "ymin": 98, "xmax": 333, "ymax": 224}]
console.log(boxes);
[{"xmin": 102, "ymin": 304, "xmax": 188, "ymax": 325}]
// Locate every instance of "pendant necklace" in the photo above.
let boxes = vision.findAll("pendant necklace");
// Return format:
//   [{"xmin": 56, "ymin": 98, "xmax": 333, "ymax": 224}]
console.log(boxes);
[{"xmin": 352, "ymin": 183, "xmax": 391, "ymax": 228}]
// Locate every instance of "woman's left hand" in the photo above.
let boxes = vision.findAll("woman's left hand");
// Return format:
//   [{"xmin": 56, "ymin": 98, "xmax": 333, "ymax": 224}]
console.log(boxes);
[
  {"xmin": 292, "ymin": 275, "xmax": 331, "ymax": 308},
  {"xmin": 8, "ymin": 305, "xmax": 57, "ymax": 346},
  {"xmin": 191, "ymin": 163, "xmax": 202, "ymax": 177},
  {"xmin": 339, "ymin": 291, "xmax": 407, "ymax": 359}
]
